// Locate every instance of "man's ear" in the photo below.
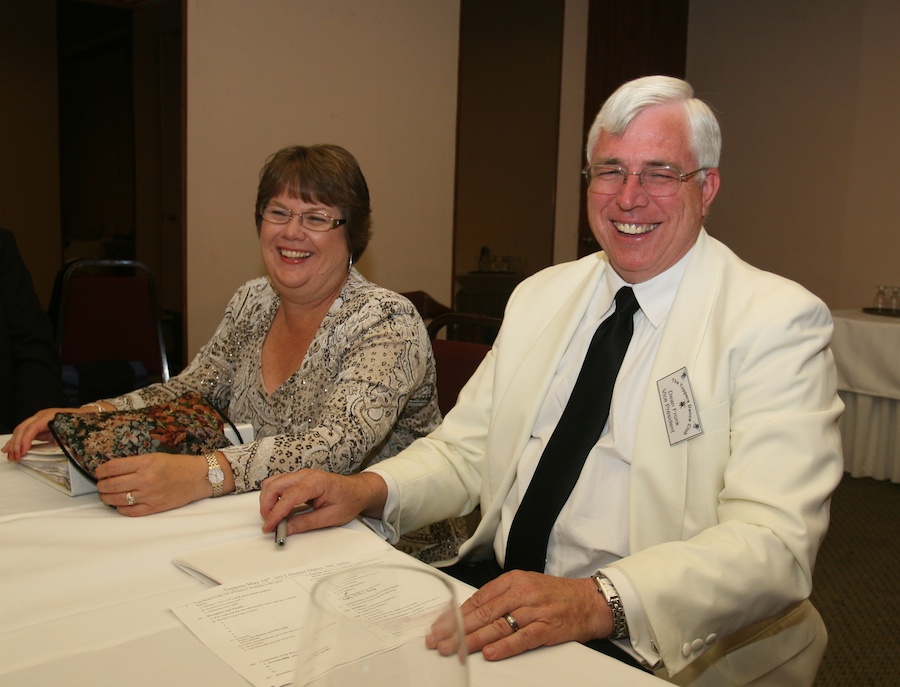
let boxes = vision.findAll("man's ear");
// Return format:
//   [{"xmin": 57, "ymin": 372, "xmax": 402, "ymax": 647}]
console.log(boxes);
[{"xmin": 700, "ymin": 168, "xmax": 720, "ymax": 214}]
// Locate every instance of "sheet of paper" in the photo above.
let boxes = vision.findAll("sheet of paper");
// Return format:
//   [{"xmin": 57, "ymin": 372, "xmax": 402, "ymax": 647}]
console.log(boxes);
[
  {"xmin": 171, "ymin": 548, "xmax": 438, "ymax": 687},
  {"xmin": 172, "ymin": 519, "xmax": 392, "ymax": 585}
]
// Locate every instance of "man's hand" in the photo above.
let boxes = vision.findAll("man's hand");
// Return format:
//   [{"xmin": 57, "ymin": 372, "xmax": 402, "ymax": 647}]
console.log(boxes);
[
  {"xmin": 259, "ymin": 470, "xmax": 388, "ymax": 537},
  {"xmin": 428, "ymin": 570, "xmax": 613, "ymax": 661}
]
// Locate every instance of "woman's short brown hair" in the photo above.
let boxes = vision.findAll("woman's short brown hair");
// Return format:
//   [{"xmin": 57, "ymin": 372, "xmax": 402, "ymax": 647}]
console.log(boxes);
[{"xmin": 255, "ymin": 144, "xmax": 372, "ymax": 261}]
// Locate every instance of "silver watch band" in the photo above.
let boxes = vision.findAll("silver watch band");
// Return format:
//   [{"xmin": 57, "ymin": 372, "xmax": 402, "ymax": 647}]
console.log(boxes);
[{"xmin": 593, "ymin": 574, "xmax": 629, "ymax": 640}]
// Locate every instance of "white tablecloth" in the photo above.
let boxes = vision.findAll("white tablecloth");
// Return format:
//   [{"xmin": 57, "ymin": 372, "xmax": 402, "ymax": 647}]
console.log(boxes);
[
  {"xmin": 0, "ymin": 448, "xmax": 663, "ymax": 687},
  {"xmin": 830, "ymin": 309, "xmax": 900, "ymax": 482}
]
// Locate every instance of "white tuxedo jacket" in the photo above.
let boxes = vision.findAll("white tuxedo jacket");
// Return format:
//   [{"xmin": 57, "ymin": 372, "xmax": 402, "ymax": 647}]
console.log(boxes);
[{"xmin": 376, "ymin": 230, "xmax": 843, "ymax": 685}]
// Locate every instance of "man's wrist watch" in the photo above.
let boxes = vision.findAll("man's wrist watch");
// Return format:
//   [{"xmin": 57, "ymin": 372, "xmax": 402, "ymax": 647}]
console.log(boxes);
[
  {"xmin": 593, "ymin": 574, "xmax": 629, "ymax": 640},
  {"xmin": 205, "ymin": 453, "xmax": 225, "ymax": 498}
]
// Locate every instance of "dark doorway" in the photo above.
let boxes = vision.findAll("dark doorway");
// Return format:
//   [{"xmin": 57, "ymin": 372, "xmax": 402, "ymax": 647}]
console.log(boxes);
[
  {"xmin": 56, "ymin": 0, "xmax": 185, "ymax": 372},
  {"xmin": 577, "ymin": 0, "xmax": 689, "ymax": 257}
]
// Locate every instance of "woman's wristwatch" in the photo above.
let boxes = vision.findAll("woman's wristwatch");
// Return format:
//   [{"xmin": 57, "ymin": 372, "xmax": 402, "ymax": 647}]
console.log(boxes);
[
  {"xmin": 205, "ymin": 453, "xmax": 225, "ymax": 497},
  {"xmin": 592, "ymin": 574, "xmax": 629, "ymax": 640}
]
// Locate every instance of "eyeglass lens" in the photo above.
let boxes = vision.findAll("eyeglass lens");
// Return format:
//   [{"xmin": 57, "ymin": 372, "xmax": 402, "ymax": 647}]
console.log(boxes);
[
  {"xmin": 584, "ymin": 167, "xmax": 695, "ymax": 197},
  {"xmin": 261, "ymin": 206, "xmax": 339, "ymax": 231}
]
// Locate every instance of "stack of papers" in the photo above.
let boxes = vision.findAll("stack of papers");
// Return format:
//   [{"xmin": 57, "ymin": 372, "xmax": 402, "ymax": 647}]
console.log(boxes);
[{"xmin": 15, "ymin": 442, "xmax": 97, "ymax": 495}]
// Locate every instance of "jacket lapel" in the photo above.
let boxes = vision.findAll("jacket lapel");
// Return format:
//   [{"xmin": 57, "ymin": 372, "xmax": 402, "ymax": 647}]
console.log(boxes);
[
  {"xmin": 480, "ymin": 258, "xmax": 607, "ymax": 517},
  {"xmin": 629, "ymin": 230, "xmax": 723, "ymax": 548}
]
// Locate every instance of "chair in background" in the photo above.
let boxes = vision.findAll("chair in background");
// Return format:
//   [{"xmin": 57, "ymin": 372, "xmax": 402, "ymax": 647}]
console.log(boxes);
[
  {"xmin": 427, "ymin": 311, "xmax": 501, "ymax": 346},
  {"xmin": 400, "ymin": 290, "xmax": 452, "ymax": 326},
  {"xmin": 427, "ymin": 312, "xmax": 501, "ymax": 416},
  {"xmin": 50, "ymin": 259, "xmax": 169, "ymax": 406}
]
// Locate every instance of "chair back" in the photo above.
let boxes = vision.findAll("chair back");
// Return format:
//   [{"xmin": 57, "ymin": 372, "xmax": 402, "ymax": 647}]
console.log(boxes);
[
  {"xmin": 426, "ymin": 312, "xmax": 501, "ymax": 345},
  {"xmin": 400, "ymin": 291, "xmax": 452, "ymax": 322},
  {"xmin": 427, "ymin": 313, "xmax": 501, "ymax": 415},
  {"xmin": 51, "ymin": 260, "xmax": 169, "ymax": 404}
]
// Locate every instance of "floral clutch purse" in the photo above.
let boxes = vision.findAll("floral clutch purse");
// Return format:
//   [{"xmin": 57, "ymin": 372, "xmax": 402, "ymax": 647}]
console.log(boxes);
[{"xmin": 48, "ymin": 391, "xmax": 238, "ymax": 480}]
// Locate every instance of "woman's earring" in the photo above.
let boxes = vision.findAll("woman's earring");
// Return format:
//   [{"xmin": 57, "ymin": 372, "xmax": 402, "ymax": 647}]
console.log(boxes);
[{"xmin": 348, "ymin": 256, "xmax": 353, "ymax": 273}]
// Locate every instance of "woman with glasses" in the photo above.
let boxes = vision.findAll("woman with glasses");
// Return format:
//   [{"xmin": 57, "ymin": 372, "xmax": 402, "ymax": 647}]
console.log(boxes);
[{"xmin": 7, "ymin": 144, "xmax": 459, "ymax": 561}]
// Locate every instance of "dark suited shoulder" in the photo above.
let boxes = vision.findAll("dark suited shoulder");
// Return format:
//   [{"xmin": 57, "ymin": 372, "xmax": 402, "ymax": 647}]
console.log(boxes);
[{"xmin": 0, "ymin": 228, "xmax": 63, "ymax": 431}]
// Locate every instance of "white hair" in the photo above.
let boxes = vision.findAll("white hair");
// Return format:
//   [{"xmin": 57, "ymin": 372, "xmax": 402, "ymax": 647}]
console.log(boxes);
[{"xmin": 585, "ymin": 75, "xmax": 721, "ymax": 170}]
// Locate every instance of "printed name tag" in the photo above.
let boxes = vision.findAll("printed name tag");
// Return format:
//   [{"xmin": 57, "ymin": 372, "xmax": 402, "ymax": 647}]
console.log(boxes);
[{"xmin": 656, "ymin": 367, "xmax": 703, "ymax": 445}]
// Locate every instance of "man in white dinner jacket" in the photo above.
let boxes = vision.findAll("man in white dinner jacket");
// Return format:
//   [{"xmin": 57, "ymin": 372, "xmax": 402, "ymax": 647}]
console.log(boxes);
[{"xmin": 260, "ymin": 75, "xmax": 843, "ymax": 687}]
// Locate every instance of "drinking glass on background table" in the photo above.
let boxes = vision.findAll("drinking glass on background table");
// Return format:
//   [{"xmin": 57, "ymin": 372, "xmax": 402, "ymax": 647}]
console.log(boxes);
[
  {"xmin": 874, "ymin": 285, "xmax": 889, "ymax": 311},
  {"xmin": 891, "ymin": 287, "xmax": 900, "ymax": 313},
  {"xmin": 295, "ymin": 563, "xmax": 468, "ymax": 687}
]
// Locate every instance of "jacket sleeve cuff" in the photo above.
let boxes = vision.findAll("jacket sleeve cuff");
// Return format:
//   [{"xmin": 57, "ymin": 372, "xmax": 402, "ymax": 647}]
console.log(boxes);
[
  {"xmin": 601, "ymin": 566, "xmax": 662, "ymax": 670},
  {"xmin": 362, "ymin": 468, "xmax": 401, "ymax": 543}
]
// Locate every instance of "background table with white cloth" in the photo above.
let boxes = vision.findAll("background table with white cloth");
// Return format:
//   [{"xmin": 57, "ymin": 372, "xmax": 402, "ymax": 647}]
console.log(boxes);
[
  {"xmin": 830, "ymin": 309, "xmax": 900, "ymax": 482},
  {"xmin": 0, "ymin": 442, "xmax": 664, "ymax": 687}
]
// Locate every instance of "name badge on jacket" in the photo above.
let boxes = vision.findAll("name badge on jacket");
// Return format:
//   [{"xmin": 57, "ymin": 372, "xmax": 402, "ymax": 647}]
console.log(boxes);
[{"xmin": 657, "ymin": 367, "xmax": 703, "ymax": 445}]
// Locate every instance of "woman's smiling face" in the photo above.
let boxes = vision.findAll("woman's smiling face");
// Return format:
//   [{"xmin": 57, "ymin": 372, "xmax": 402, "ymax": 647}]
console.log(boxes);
[{"xmin": 259, "ymin": 191, "xmax": 350, "ymax": 307}]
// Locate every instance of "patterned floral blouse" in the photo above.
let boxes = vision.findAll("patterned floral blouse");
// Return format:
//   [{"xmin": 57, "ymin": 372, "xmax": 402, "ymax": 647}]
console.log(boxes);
[{"xmin": 106, "ymin": 269, "xmax": 441, "ymax": 493}]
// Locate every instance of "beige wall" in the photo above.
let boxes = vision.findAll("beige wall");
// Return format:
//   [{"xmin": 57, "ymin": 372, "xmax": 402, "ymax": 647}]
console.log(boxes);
[
  {"xmin": 686, "ymin": 0, "xmax": 900, "ymax": 308},
  {"xmin": 185, "ymin": 0, "xmax": 460, "ymax": 356}
]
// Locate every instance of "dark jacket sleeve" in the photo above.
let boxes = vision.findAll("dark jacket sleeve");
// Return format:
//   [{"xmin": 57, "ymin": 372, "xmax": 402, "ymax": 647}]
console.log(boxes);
[{"xmin": 0, "ymin": 229, "xmax": 63, "ymax": 432}]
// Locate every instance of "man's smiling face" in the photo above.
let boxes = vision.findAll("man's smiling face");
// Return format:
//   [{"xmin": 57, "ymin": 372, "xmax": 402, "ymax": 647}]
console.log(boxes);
[{"xmin": 587, "ymin": 102, "xmax": 719, "ymax": 283}]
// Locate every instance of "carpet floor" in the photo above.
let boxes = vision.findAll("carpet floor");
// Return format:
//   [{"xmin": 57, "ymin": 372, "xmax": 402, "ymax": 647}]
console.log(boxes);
[{"xmin": 810, "ymin": 474, "xmax": 900, "ymax": 686}]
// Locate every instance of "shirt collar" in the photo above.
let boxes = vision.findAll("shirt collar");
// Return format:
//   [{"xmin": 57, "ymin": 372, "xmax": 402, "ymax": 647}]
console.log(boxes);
[{"xmin": 601, "ymin": 242, "xmax": 695, "ymax": 328}]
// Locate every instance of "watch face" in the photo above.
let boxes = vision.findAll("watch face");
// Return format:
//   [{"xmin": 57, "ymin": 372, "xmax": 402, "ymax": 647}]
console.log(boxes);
[{"xmin": 208, "ymin": 468, "xmax": 225, "ymax": 485}]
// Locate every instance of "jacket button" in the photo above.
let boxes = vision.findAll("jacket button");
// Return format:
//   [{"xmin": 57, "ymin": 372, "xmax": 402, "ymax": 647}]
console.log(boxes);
[
  {"xmin": 705, "ymin": 633, "xmax": 717, "ymax": 645},
  {"xmin": 691, "ymin": 638, "xmax": 704, "ymax": 652},
  {"xmin": 682, "ymin": 643, "xmax": 692, "ymax": 658}
]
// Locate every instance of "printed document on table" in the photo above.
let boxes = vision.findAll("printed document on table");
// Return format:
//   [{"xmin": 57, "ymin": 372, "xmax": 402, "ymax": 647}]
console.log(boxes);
[{"xmin": 170, "ymin": 547, "xmax": 442, "ymax": 687}]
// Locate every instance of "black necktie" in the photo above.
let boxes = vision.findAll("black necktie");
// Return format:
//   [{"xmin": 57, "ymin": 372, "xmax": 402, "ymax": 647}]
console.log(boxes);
[{"xmin": 504, "ymin": 287, "xmax": 640, "ymax": 573}]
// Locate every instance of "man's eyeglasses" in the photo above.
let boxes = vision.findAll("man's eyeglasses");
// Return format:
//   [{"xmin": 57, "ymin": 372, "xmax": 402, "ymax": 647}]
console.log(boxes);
[
  {"xmin": 581, "ymin": 165, "xmax": 707, "ymax": 197},
  {"xmin": 259, "ymin": 205, "xmax": 347, "ymax": 232}
]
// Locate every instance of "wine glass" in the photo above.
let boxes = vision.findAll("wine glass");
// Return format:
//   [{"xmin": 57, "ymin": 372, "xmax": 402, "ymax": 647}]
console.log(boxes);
[
  {"xmin": 874, "ymin": 285, "xmax": 889, "ymax": 311},
  {"xmin": 891, "ymin": 287, "xmax": 900, "ymax": 313},
  {"xmin": 294, "ymin": 563, "xmax": 468, "ymax": 687}
]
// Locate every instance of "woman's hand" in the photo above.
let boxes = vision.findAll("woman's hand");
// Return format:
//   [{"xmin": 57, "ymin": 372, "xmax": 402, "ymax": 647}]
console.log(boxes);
[
  {"xmin": 427, "ymin": 570, "xmax": 612, "ymax": 661},
  {"xmin": 94, "ymin": 452, "xmax": 234, "ymax": 516},
  {"xmin": 3, "ymin": 402, "xmax": 117, "ymax": 461},
  {"xmin": 3, "ymin": 407, "xmax": 82, "ymax": 460},
  {"xmin": 259, "ymin": 470, "xmax": 388, "ymax": 538}
]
